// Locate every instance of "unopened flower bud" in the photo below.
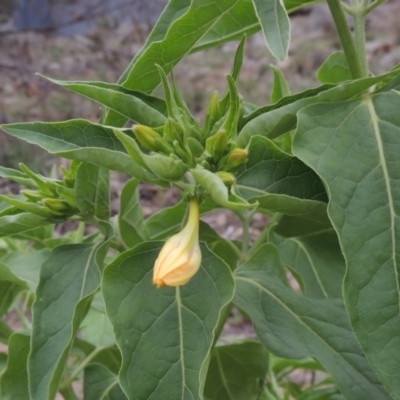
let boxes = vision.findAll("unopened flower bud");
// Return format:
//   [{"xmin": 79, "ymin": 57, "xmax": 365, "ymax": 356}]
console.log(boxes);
[
  {"xmin": 153, "ymin": 199, "xmax": 201, "ymax": 288},
  {"xmin": 22, "ymin": 190, "xmax": 43, "ymax": 202},
  {"xmin": 164, "ymin": 118, "xmax": 184, "ymax": 144},
  {"xmin": 204, "ymin": 91, "xmax": 222, "ymax": 133},
  {"xmin": 216, "ymin": 171, "xmax": 235, "ymax": 186},
  {"xmin": 206, "ymin": 129, "xmax": 228, "ymax": 162},
  {"xmin": 43, "ymin": 198, "xmax": 71, "ymax": 213},
  {"xmin": 133, "ymin": 125, "xmax": 171, "ymax": 154},
  {"xmin": 221, "ymin": 148, "xmax": 248, "ymax": 171}
]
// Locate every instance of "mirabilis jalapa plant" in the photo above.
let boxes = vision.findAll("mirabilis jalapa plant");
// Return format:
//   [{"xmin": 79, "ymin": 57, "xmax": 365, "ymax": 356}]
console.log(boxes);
[{"xmin": 1, "ymin": 0, "xmax": 400, "ymax": 399}]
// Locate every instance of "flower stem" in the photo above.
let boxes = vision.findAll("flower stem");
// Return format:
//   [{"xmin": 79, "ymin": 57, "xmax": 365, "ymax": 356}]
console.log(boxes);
[{"xmin": 326, "ymin": 0, "xmax": 363, "ymax": 79}]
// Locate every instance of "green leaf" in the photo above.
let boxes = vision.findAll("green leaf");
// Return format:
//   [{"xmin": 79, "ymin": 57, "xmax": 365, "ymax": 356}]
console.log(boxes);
[
  {"xmin": 120, "ymin": 0, "xmax": 242, "ymax": 92},
  {"xmin": 238, "ymin": 69, "xmax": 400, "ymax": 145},
  {"xmin": 75, "ymin": 162, "xmax": 110, "ymax": 220},
  {"xmin": 0, "ymin": 281, "xmax": 23, "ymax": 317},
  {"xmin": 204, "ymin": 341, "xmax": 269, "ymax": 400},
  {"xmin": 84, "ymin": 363, "xmax": 127, "ymax": 400},
  {"xmin": 237, "ymin": 136, "xmax": 327, "ymax": 201},
  {"xmin": 233, "ymin": 244, "xmax": 391, "ymax": 400},
  {"xmin": 0, "ymin": 261, "xmax": 28, "ymax": 288},
  {"xmin": 270, "ymin": 65, "xmax": 291, "ymax": 103},
  {"xmin": 235, "ymin": 136, "xmax": 328, "ymax": 220},
  {"xmin": 252, "ymin": 0, "xmax": 290, "ymax": 61},
  {"xmin": 3, "ymin": 249, "xmax": 50, "ymax": 291},
  {"xmin": 145, "ymin": 200, "xmax": 187, "ymax": 240},
  {"xmin": 44, "ymin": 78, "xmax": 167, "ymax": 127},
  {"xmin": 191, "ymin": 167, "xmax": 256, "ymax": 210},
  {"xmin": 0, "ymin": 213, "xmax": 52, "ymax": 237},
  {"xmin": 29, "ymin": 227, "xmax": 113, "ymax": 400},
  {"xmin": 271, "ymin": 230, "xmax": 345, "ymax": 298},
  {"xmin": 292, "ymin": 91, "xmax": 400, "ymax": 398},
  {"xmin": 199, "ymin": 221, "xmax": 240, "ymax": 270},
  {"xmin": 317, "ymin": 51, "xmax": 351, "ymax": 84},
  {"xmin": 80, "ymin": 293, "xmax": 115, "ymax": 348},
  {"xmin": 118, "ymin": 179, "xmax": 148, "ymax": 248},
  {"xmin": 102, "ymin": 242, "xmax": 235, "ymax": 400},
  {"xmin": 0, "ymin": 333, "xmax": 30, "ymax": 400},
  {"xmin": 191, "ymin": 0, "xmax": 319, "ymax": 54},
  {"xmin": 1, "ymin": 120, "xmax": 153, "ymax": 182}
]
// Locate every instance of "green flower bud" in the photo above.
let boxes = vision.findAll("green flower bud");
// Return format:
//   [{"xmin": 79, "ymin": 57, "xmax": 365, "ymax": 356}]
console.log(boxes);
[
  {"xmin": 204, "ymin": 91, "xmax": 222, "ymax": 134},
  {"xmin": 21, "ymin": 190, "xmax": 43, "ymax": 202},
  {"xmin": 146, "ymin": 153, "xmax": 188, "ymax": 181},
  {"xmin": 133, "ymin": 125, "xmax": 172, "ymax": 154},
  {"xmin": 43, "ymin": 198, "xmax": 72, "ymax": 213},
  {"xmin": 205, "ymin": 129, "xmax": 228, "ymax": 162},
  {"xmin": 216, "ymin": 171, "xmax": 235, "ymax": 186},
  {"xmin": 164, "ymin": 118, "xmax": 184, "ymax": 144},
  {"xmin": 220, "ymin": 147, "xmax": 248, "ymax": 171},
  {"xmin": 187, "ymin": 137, "xmax": 204, "ymax": 158}
]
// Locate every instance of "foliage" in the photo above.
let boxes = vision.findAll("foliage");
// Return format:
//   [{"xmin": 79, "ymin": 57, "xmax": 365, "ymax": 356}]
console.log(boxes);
[{"xmin": 0, "ymin": 0, "xmax": 399, "ymax": 399}]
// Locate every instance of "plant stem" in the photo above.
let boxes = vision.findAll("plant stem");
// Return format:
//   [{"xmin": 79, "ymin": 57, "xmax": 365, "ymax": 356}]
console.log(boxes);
[
  {"xmin": 238, "ymin": 209, "xmax": 255, "ymax": 260},
  {"xmin": 366, "ymin": 0, "xmax": 387, "ymax": 14},
  {"xmin": 353, "ymin": 6, "xmax": 369, "ymax": 77},
  {"xmin": 62, "ymin": 347, "xmax": 102, "ymax": 389},
  {"xmin": 59, "ymin": 385, "xmax": 79, "ymax": 400},
  {"xmin": 326, "ymin": 0, "xmax": 363, "ymax": 79}
]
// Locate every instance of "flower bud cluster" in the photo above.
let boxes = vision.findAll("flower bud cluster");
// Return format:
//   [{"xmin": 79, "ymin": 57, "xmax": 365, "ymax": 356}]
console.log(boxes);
[
  {"xmin": 117, "ymin": 70, "xmax": 248, "ymax": 188},
  {"xmin": 0, "ymin": 163, "xmax": 79, "ymax": 220}
]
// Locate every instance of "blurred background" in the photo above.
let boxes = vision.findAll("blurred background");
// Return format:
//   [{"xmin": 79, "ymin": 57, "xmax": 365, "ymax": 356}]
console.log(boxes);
[{"xmin": 0, "ymin": 0, "xmax": 399, "ymax": 171}]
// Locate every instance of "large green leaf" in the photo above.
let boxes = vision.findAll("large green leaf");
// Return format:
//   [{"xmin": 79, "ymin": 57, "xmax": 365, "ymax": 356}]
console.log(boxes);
[
  {"xmin": 44, "ymin": 78, "xmax": 167, "ymax": 127},
  {"xmin": 292, "ymin": 91, "xmax": 400, "ymax": 398},
  {"xmin": 75, "ymin": 162, "xmax": 110, "ymax": 220},
  {"xmin": 84, "ymin": 363, "xmax": 127, "ymax": 400},
  {"xmin": 233, "ymin": 244, "xmax": 391, "ymax": 400},
  {"xmin": 1, "ymin": 120, "xmax": 153, "ymax": 182},
  {"xmin": 0, "ymin": 333, "xmax": 30, "ymax": 400},
  {"xmin": 29, "ymin": 225, "xmax": 113, "ymax": 400},
  {"xmin": 191, "ymin": 0, "xmax": 320, "ymax": 53},
  {"xmin": 121, "ymin": 0, "xmax": 242, "ymax": 92},
  {"xmin": 271, "ymin": 230, "xmax": 345, "ymax": 298},
  {"xmin": 252, "ymin": 0, "xmax": 290, "ymax": 61},
  {"xmin": 118, "ymin": 179, "xmax": 148, "ymax": 248},
  {"xmin": 237, "ymin": 136, "xmax": 327, "ymax": 201},
  {"xmin": 204, "ymin": 341, "xmax": 269, "ymax": 400},
  {"xmin": 235, "ymin": 136, "xmax": 328, "ymax": 220},
  {"xmin": 238, "ymin": 70, "xmax": 400, "ymax": 145},
  {"xmin": 102, "ymin": 242, "xmax": 235, "ymax": 400}
]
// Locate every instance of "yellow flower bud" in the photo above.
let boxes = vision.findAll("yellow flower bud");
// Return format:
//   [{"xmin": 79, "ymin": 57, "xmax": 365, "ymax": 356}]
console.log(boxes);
[
  {"xmin": 133, "ymin": 125, "xmax": 171, "ymax": 154},
  {"xmin": 153, "ymin": 199, "xmax": 201, "ymax": 288},
  {"xmin": 216, "ymin": 171, "xmax": 235, "ymax": 186}
]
